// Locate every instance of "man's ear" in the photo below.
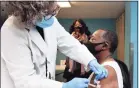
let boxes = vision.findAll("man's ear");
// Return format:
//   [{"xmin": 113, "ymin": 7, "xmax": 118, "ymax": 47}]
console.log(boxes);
[
  {"xmin": 102, "ymin": 42, "xmax": 110, "ymax": 50},
  {"xmin": 105, "ymin": 42, "xmax": 109, "ymax": 47}
]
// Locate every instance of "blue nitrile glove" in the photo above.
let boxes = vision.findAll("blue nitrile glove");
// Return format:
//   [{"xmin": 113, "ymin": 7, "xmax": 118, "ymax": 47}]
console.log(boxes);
[
  {"xmin": 36, "ymin": 16, "xmax": 54, "ymax": 29},
  {"xmin": 62, "ymin": 78, "xmax": 89, "ymax": 88},
  {"xmin": 88, "ymin": 59, "xmax": 108, "ymax": 84}
]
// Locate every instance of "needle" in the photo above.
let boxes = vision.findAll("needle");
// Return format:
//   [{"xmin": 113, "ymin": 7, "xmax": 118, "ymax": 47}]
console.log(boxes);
[
  {"xmin": 88, "ymin": 72, "xmax": 101, "ymax": 88},
  {"xmin": 89, "ymin": 83, "xmax": 96, "ymax": 87},
  {"xmin": 88, "ymin": 72, "xmax": 96, "ymax": 87},
  {"xmin": 88, "ymin": 72, "xmax": 94, "ymax": 81}
]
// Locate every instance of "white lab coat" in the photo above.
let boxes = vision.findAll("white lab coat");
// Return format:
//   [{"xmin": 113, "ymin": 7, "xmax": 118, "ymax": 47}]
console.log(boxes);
[{"xmin": 1, "ymin": 16, "xmax": 95, "ymax": 88}]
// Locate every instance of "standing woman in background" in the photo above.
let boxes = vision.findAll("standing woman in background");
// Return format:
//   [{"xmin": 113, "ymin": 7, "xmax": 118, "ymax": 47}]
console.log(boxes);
[
  {"xmin": 63, "ymin": 19, "xmax": 92, "ymax": 82},
  {"xmin": 69, "ymin": 19, "xmax": 91, "ymax": 41}
]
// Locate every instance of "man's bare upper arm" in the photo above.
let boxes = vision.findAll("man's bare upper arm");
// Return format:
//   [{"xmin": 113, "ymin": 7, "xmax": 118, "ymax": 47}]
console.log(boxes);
[
  {"xmin": 99, "ymin": 66, "xmax": 118, "ymax": 88},
  {"xmin": 89, "ymin": 65, "xmax": 118, "ymax": 88}
]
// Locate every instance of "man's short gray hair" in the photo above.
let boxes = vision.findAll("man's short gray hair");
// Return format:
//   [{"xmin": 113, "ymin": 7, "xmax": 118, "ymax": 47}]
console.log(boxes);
[{"xmin": 6, "ymin": 1, "xmax": 59, "ymax": 25}]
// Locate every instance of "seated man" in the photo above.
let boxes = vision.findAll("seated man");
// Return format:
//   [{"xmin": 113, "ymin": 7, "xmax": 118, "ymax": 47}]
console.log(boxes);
[{"xmin": 85, "ymin": 29, "xmax": 123, "ymax": 88}]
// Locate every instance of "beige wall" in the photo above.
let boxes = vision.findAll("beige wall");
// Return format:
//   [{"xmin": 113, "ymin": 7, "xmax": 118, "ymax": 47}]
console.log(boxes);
[{"xmin": 116, "ymin": 12, "xmax": 125, "ymax": 62}]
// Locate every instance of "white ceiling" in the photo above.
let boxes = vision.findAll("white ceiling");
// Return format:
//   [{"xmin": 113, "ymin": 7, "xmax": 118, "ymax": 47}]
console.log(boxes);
[{"xmin": 57, "ymin": 2, "xmax": 125, "ymax": 19}]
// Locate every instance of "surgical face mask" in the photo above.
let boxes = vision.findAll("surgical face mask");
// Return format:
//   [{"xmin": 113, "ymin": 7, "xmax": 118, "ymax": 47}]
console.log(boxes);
[
  {"xmin": 45, "ymin": 15, "xmax": 53, "ymax": 20},
  {"xmin": 36, "ymin": 16, "xmax": 54, "ymax": 29},
  {"xmin": 85, "ymin": 41, "xmax": 105, "ymax": 55}
]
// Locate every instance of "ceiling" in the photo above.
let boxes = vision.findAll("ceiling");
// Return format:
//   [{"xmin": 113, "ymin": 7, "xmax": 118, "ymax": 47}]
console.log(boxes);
[{"xmin": 57, "ymin": 2, "xmax": 125, "ymax": 19}]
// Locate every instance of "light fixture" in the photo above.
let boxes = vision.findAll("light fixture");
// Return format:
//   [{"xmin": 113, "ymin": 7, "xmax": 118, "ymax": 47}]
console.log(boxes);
[{"xmin": 57, "ymin": 1, "xmax": 71, "ymax": 8}]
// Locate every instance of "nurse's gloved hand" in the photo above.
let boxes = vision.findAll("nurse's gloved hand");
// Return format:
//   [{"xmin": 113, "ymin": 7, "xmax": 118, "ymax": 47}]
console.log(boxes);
[
  {"xmin": 88, "ymin": 59, "xmax": 108, "ymax": 84},
  {"xmin": 62, "ymin": 78, "xmax": 89, "ymax": 88}
]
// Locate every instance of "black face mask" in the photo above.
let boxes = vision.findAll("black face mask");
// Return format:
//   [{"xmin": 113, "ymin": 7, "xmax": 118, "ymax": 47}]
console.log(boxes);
[
  {"xmin": 74, "ymin": 27, "xmax": 85, "ymax": 34},
  {"xmin": 85, "ymin": 41, "xmax": 105, "ymax": 55}
]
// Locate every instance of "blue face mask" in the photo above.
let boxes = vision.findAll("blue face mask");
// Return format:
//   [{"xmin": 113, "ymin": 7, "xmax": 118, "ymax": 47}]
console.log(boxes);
[{"xmin": 36, "ymin": 16, "xmax": 54, "ymax": 29}]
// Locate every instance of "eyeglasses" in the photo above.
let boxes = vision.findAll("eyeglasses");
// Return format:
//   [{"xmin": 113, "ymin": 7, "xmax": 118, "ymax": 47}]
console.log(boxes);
[{"xmin": 44, "ymin": 5, "xmax": 61, "ymax": 21}]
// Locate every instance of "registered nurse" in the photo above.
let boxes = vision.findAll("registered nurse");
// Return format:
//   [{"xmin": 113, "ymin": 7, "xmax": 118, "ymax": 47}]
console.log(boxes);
[{"xmin": 1, "ymin": 1, "xmax": 108, "ymax": 88}]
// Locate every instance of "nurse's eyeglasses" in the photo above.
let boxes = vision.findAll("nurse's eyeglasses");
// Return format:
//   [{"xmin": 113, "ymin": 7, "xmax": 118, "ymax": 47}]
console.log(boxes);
[{"xmin": 44, "ymin": 5, "xmax": 60, "ymax": 21}]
